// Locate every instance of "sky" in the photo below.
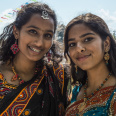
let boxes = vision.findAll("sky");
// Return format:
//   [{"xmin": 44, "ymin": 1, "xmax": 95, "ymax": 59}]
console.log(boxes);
[{"xmin": 0, "ymin": 0, "xmax": 116, "ymax": 34}]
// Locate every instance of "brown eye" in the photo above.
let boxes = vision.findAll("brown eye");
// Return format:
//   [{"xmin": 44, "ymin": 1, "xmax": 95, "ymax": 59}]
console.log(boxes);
[
  {"xmin": 68, "ymin": 43, "xmax": 76, "ymax": 47},
  {"xmin": 44, "ymin": 34, "xmax": 52, "ymax": 39},
  {"xmin": 84, "ymin": 37, "xmax": 93, "ymax": 42},
  {"xmin": 29, "ymin": 29, "xmax": 37, "ymax": 34}
]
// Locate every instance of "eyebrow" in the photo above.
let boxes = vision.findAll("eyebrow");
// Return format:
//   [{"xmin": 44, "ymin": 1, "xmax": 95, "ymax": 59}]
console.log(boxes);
[
  {"xmin": 68, "ymin": 38, "xmax": 75, "ymax": 42},
  {"xmin": 80, "ymin": 33, "xmax": 95, "ymax": 38},
  {"xmin": 27, "ymin": 25, "xmax": 54, "ymax": 34},
  {"xmin": 68, "ymin": 32, "xmax": 95, "ymax": 42}
]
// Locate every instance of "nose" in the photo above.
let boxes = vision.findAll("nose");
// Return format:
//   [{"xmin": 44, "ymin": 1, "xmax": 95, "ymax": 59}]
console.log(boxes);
[
  {"xmin": 34, "ymin": 35, "xmax": 44, "ymax": 47},
  {"xmin": 76, "ymin": 43, "xmax": 85, "ymax": 53}
]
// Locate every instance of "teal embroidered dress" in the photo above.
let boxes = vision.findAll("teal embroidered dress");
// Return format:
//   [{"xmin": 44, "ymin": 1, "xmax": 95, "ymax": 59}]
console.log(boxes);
[{"xmin": 65, "ymin": 86, "xmax": 116, "ymax": 116}]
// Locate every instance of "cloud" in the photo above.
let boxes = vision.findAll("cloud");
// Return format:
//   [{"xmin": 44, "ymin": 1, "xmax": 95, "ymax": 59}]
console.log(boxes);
[
  {"xmin": 0, "ymin": 9, "xmax": 16, "ymax": 34},
  {"xmin": 97, "ymin": 9, "xmax": 116, "ymax": 32}
]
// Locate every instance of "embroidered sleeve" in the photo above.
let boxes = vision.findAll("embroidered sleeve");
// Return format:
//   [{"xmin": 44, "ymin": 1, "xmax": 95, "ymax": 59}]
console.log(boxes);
[
  {"xmin": 53, "ymin": 64, "xmax": 64, "ymax": 94},
  {"xmin": 109, "ymin": 92, "xmax": 116, "ymax": 115},
  {"xmin": 113, "ymin": 100, "xmax": 116, "ymax": 115}
]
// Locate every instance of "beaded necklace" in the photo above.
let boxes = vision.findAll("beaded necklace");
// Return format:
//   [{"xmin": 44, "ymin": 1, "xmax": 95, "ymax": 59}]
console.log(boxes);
[
  {"xmin": 84, "ymin": 73, "xmax": 112, "ymax": 103},
  {"xmin": 11, "ymin": 64, "xmax": 39, "ymax": 84}
]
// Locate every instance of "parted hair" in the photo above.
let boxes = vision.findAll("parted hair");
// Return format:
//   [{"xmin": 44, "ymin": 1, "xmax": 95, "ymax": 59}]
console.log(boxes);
[
  {"xmin": 64, "ymin": 13, "xmax": 116, "ymax": 85},
  {"xmin": 0, "ymin": 2, "xmax": 63, "ymax": 70}
]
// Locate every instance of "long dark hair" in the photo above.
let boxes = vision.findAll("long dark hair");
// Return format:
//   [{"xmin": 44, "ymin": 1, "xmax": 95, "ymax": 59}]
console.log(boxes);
[
  {"xmin": 64, "ymin": 13, "xmax": 116, "ymax": 85},
  {"xmin": 0, "ymin": 2, "xmax": 63, "ymax": 69}
]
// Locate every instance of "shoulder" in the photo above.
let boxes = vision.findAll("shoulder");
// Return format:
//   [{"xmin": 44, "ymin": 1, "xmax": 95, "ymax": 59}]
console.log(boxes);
[
  {"xmin": 109, "ymin": 87, "xmax": 116, "ymax": 115},
  {"xmin": 47, "ymin": 63, "xmax": 70, "ymax": 87},
  {"xmin": 52, "ymin": 64, "xmax": 64, "ymax": 85},
  {"xmin": 46, "ymin": 64, "xmax": 64, "ymax": 81},
  {"xmin": 48, "ymin": 63, "xmax": 70, "ymax": 94},
  {"xmin": 53, "ymin": 63, "xmax": 70, "ymax": 81}
]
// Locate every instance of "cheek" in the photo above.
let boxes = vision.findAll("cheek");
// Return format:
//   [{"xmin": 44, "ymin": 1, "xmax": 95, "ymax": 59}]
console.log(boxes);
[
  {"xmin": 96, "ymin": 48, "xmax": 104, "ymax": 59},
  {"xmin": 69, "ymin": 50, "xmax": 75, "ymax": 61},
  {"xmin": 44, "ymin": 40, "xmax": 53, "ymax": 49},
  {"xmin": 93, "ymin": 44, "xmax": 103, "ymax": 55},
  {"xmin": 18, "ymin": 38, "xmax": 27, "ymax": 48}
]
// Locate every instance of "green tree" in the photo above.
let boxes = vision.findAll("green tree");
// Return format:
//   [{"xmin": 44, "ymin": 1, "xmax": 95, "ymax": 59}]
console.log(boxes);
[
  {"xmin": 112, "ymin": 30, "xmax": 116, "ymax": 40},
  {"xmin": 55, "ymin": 22, "xmax": 65, "ymax": 42}
]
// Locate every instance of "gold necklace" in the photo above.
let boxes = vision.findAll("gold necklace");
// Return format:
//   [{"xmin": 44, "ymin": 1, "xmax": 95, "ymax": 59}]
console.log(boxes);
[
  {"xmin": 84, "ymin": 73, "xmax": 112, "ymax": 103},
  {"xmin": 11, "ymin": 66, "xmax": 24, "ymax": 84},
  {"xmin": 11, "ymin": 64, "xmax": 39, "ymax": 84},
  {"xmin": 78, "ymin": 73, "xmax": 112, "ymax": 113}
]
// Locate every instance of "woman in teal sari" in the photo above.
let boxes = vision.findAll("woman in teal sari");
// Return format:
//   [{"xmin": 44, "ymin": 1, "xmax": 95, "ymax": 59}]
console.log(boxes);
[{"xmin": 64, "ymin": 13, "xmax": 116, "ymax": 116}]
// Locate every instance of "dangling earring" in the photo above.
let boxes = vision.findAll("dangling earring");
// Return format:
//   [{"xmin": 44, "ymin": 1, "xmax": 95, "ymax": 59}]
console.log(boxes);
[
  {"xmin": 10, "ymin": 39, "xmax": 19, "ymax": 54},
  {"xmin": 75, "ymin": 65, "xmax": 78, "ymax": 74},
  {"xmin": 104, "ymin": 48, "xmax": 110, "ymax": 65},
  {"xmin": 46, "ymin": 50, "xmax": 52, "ymax": 62}
]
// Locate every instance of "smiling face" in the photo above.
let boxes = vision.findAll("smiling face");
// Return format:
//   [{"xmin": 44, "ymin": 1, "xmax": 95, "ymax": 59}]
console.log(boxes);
[
  {"xmin": 13, "ymin": 13, "xmax": 54, "ymax": 62},
  {"xmin": 68, "ymin": 24, "xmax": 106, "ymax": 71}
]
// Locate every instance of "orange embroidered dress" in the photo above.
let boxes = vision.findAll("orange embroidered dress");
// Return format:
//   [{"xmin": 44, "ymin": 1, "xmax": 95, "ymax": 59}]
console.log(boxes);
[
  {"xmin": 65, "ymin": 85, "xmax": 116, "ymax": 116},
  {"xmin": 0, "ymin": 65, "xmax": 68, "ymax": 116}
]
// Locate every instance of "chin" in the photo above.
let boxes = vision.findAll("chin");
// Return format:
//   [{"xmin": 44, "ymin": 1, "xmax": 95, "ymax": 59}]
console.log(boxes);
[
  {"xmin": 78, "ymin": 66, "xmax": 90, "ymax": 71},
  {"xmin": 28, "ymin": 57, "xmax": 43, "ymax": 62}
]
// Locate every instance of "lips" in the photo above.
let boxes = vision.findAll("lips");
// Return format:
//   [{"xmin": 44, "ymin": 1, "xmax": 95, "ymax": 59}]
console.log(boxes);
[
  {"xmin": 77, "ymin": 54, "xmax": 91, "ymax": 61},
  {"xmin": 29, "ymin": 46, "xmax": 41, "ymax": 53}
]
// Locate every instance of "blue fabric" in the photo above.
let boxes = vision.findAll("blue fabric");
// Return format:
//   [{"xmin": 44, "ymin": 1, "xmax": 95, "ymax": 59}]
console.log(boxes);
[
  {"xmin": 71, "ymin": 85, "xmax": 82, "ymax": 103},
  {"xmin": 71, "ymin": 86, "xmax": 116, "ymax": 116}
]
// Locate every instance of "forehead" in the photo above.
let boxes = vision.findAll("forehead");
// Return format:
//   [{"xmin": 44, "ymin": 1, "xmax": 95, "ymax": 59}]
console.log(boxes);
[
  {"xmin": 68, "ymin": 24, "xmax": 94, "ymax": 37},
  {"xmin": 22, "ymin": 13, "xmax": 54, "ymax": 32}
]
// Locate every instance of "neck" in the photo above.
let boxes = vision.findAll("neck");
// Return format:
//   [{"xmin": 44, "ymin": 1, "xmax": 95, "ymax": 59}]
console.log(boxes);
[
  {"xmin": 86, "ymin": 62, "xmax": 110, "ymax": 88},
  {"xmin": 13, "ymin": 54, "xmax": 36, "ymax": 75}
]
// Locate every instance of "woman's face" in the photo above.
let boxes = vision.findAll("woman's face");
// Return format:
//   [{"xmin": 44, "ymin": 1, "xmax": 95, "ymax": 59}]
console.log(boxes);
[
  {"xmin": 68, "ymin": 24, "xmax": 108, "ymax": 71},
  {"xmin": 14, "ymin": 13, "xmax": 54, "ymax": 62}
]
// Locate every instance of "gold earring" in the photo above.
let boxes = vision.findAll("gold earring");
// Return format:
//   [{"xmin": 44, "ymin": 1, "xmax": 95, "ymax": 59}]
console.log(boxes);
[{"xmin": 104, "ymin": 48, "xmax": 110, "ymax": 65}]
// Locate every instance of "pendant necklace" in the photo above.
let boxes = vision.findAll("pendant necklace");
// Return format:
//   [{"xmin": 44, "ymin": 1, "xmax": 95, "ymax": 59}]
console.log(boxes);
[
  {"xmin": 78, "ymin": 73, "xmax": 112, "ymax": 112},
  {"xmin": 84, "ymin": 73, "xmax": 112, "ymax": 103}
]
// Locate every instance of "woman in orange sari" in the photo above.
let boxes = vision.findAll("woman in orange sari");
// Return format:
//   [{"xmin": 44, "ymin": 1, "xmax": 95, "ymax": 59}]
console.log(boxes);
[{"xmin": 64, "ymin": 13, "xmax": 116, "ymax": 116}]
